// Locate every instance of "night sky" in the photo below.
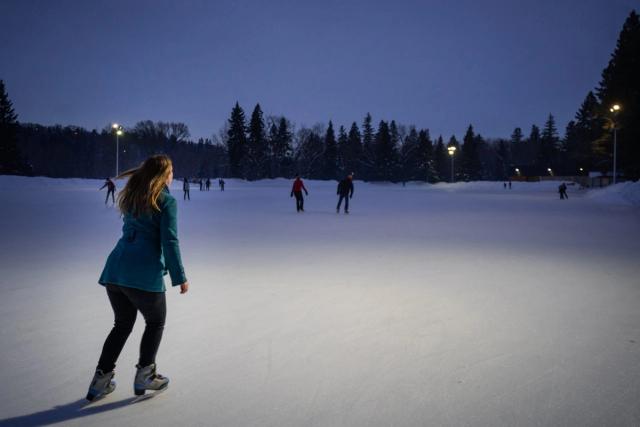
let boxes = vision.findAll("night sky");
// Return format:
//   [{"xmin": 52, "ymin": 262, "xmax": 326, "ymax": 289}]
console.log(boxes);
[{"xmin": 1, "ymin": 0, "xmax": 636, "ymax": 140}]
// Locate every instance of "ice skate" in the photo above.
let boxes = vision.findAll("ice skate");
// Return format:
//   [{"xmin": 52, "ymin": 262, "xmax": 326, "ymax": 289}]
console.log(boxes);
[
  {"xmin": 86, "ymin": 369, "xmax": 116, "ymax": 402},
  {"xmin": 134, "ymin": 363, "xmax": 169, "ymax": 396}
]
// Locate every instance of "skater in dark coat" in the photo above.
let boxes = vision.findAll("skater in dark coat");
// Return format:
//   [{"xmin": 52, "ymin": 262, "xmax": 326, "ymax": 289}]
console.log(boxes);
[
  {"xmin": 100, "ymin": 178, "xmax": 116, "ymax": 205},
  {"xmin": 559, "ymin": 183, "xmax": 568, "ymax": 200},
  {"xmin": 183, "ymin": 178, "xmax": 190, "ymax": 200},
  {"xmin": 199, "ymin": 179, "xmax": 203, "ymax": 191},
  {"xmin": 336, "ymin": 174, "xmax": 354, "ymax": 214},
  {"xmin": 87, "ymin": 155, "xmax": 189, "ymax": 402},
  {"xmin": 290, "ymin": 175, "xmax": 309, "ymax": 212},
  {"xmin": 205, "ymin": 178, "xmax": 211, "ymax": 191},
  {"xmin": 219, "ymin": 178, "xmax": 225, "ymax": 191}
]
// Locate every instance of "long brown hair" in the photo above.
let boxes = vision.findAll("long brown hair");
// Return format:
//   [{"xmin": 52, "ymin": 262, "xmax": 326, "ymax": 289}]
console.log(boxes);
[{"xmin": 116, "ymin": 155, "xmax": 173, "ymax": 216}]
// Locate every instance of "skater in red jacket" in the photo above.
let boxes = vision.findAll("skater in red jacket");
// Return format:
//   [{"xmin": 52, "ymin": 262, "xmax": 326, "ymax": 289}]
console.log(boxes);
[{"xmin": 290, "ymin": 175, "xmax": 309, "ymax": 212}]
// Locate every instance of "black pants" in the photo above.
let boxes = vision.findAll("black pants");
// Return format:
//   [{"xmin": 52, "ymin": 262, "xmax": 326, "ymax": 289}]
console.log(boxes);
[
  {"xmin": 97, "ymin": 284, "xmax": 166, "ymax": 372},
  {"xmin": 337, "ymin": 195, "xmax": 349, "ymax": 212},
  {"xmin": 105, "ymin": 189, "xmax": 115, "ymax": 204},
  {"xmin": 184, "ymin": 189, "xmax": 190, "ymax": 200},
  {"xmin": 294, "ymin": 191, "xmax": 304, "ymax": 211}
]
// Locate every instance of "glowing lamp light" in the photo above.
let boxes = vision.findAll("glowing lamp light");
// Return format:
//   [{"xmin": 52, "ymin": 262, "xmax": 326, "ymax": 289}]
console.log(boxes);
[
  {"xmin": 112, "ymin": 123, "xmax": 119, "ymax": 129},
  {"xmin": 116, "ymin": 129, "xmax": 124, "ymax": 136},
  {"xmin": 547, "ymin": 168, "xmax": 552, "ymax": 172},
  {"xmin": 447, "ymin": 146, "xmax": 456, "ymax": 156},
  {"xmin": 610, "ymin": 104, "xmax": 621, "ymax": 113}
]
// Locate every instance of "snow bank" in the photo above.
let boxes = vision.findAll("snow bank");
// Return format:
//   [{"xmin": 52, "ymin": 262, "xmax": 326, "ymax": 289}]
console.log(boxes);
[{"xmin": 586, "ymin": 180, "xmax": 640, "ymax": 206}]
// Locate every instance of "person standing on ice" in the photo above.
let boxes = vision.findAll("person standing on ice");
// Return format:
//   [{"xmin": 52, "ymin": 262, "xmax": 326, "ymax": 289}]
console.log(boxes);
[
  {"xmin": 100, "ymin": 178, "xmax": 116, "ymax": 205},
  {"xmin": 336, "ymin": 173, "xmax": 354, "ymax": 214},
  {"xmin": 87, "ymin": 155, "xmax": 189, "ymax": 402},
  {"xmin": 559, "ymin": 183, "xmax": 569, "ymax": 200},
  {"xmin": 219, "ymin": 178, "xmax": 225, "ymax": 191},
  {"xmin": 183, "ymin": 177, "xmax": 190, "ymax": 200},
  {"xmin": 290, "ymin": 174, "xmax": 309, "ymax": 212},
  {"xmin": 205, "ymin": 178, "xmax": 211, "ymax": 191}
]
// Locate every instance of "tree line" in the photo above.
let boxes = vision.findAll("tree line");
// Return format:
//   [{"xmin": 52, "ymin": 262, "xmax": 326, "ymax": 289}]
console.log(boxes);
[{"xmin": 1, "ymin": 10, "xmax": 638, "ymax": 181}]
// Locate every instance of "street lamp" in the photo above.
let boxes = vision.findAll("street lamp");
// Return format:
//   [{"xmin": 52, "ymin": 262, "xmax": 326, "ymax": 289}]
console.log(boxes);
[
  {"xmin": 547, "ymin": 167, "xmax": 553, "ymax": 176},
  {"xmin": 609, "ymin": 104, "xmax": 621, "ymax": 184},
  {"xmin": 447, "ymin": 146, "xmax": 457, "ymax": 183},
  {"xmin": 112, "ymin": 123, "xmax": 124, "ymax": 177}
]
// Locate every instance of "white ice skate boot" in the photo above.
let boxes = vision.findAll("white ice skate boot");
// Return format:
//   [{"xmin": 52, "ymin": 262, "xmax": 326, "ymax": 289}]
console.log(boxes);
[
  {"xmin": 86, "ymin": 369, "xmax": 116, "ymax": 401},
  {"xmin": 134, "ymin": 363, "xmax": 169, "ymax": 396}
]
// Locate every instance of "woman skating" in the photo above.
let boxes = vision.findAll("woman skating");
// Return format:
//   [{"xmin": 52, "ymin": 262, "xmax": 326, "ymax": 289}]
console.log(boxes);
[{"xmin": 86, "ymin": 154, "xmax": 189, "ymax": 401}]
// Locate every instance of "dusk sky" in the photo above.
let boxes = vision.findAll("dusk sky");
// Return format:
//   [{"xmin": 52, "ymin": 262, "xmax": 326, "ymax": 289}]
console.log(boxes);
[{"xmin": 1, "ymin": 0, "xmax": 636, "ymax": 141}]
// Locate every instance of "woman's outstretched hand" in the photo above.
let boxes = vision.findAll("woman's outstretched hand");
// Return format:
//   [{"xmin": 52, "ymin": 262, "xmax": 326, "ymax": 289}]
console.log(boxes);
[{"xmin": 180, "ymin": 282, "xmax": 189, "ymax": 294}]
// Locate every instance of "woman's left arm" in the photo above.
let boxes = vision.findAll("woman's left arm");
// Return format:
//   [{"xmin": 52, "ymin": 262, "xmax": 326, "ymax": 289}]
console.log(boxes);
[{"xmin": 160, "ymin": 196, "xmax": 187, "ymax": 286}]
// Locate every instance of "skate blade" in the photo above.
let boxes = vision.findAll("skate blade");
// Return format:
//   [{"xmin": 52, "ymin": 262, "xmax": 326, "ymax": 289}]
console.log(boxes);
[{"xmin": 130, "ymin": 385, "xmax": 168, "ymax": 404}]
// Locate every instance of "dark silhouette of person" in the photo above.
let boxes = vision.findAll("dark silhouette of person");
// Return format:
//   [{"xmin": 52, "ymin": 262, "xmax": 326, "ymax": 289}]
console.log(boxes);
[
  {"xmin": 219, "ymin": 178, "xmax": 225, "ymax": 191},
  {"xmin": 559, "ymin": 183, "xmax": 569, "ymax": 200},
  {"xmin": 508, "ymin": 180, "xmax": 512, "ymax": 189},
  {"xmin": 183, "ymin": 178, "xmax": 190, "ymax": 200},
  {"xmin": 205, "ymin": 178, "xmax": 211, "ymax": 191},
  {"xmin": 100, "ymin": 178, "xmax": 116, "ymax": 205},
  {"xmin": 337, "ymin": 174, "xmax": 354, "ymax": 214},
  {"xmin": 503, "ymin": 182, "xmax": 507, "ymax": 189},
  {"xmin": 290, "ymin": 175, "xmax": 309, "ymax": 212},
  {"xmin": 199, "ymin": 179, "xmax": 203, "ymax": 191}
]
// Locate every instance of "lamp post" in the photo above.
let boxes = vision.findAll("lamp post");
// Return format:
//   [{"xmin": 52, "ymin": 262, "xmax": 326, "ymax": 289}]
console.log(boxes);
[
  {"xmin": 112, "ymin": 123, "xmax": 124, "ymax": 177},
  {"xmin": 447, "ymin": 146, "xmax": 457, "ymax": 183},
  {"xmin": 609, "ymin": 104, "xmax": 621, "ymax": 184}
]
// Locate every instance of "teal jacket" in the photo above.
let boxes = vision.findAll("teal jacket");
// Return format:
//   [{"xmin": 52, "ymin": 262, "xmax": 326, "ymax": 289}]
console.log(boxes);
[{"xmin": 99, "ymin": 187, "xmax": 187, "ymax": 292}]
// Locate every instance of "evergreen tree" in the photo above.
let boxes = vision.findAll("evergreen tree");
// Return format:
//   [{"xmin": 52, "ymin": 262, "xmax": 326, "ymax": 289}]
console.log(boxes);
[
  {"xmin": 361, "ymin": 113, "xmax": 375, "ymax": 179},
  {"xmin": 323, "ymin": 121, "xmax": 338, "ymax": 179},
  {"xmin": 0, "ymin": 80, "xmax": 30, "ymax": 175},
  {"xmin": 276, "ymin": 117, "xmax": 293, "ymax": 178},
  {"xmin": 400, "ymin": 127, "xmax": 419, "ymax": 182},
  {"xmin": 510, "ymin": 127, "xmax": 523, "ymax": 144},
  {"xmin": 597, "ymin": 10, "xmax": 640, "ymax": 178},
  {"xmin": 246, "ymin": 103, "xmax": 267, "ymax": 180},
  {"xmin": 337, "ymin": 125, "xmax": 348, "ymax": 174},
  {"xmin": 226, "ymin": 102, "xmax": 247, "ymax": 178},
  {"xmin": 433, "ymin": 135, "xmax": 448, "ymax": 182},
  {"xmin": 495, "ymin": 139, "xmax": 510, "ymax": 180},
  {"xmin": 538, "ymin": 114, "xmax": 559, "ymax": 173},
  {"xmin": 373, "ymin": 120, "xmax": 398, "ymax": 181},
  {"xmin": 416, "ymin": 129, "xmax": 435, "ymax": 182},
  {"xmin": 461, "ymin": 125, "xmax": 482, "ymax": 180},
  {"xmin": 346, "ymin": 122, "xmax": 362, "ymax": 177}
]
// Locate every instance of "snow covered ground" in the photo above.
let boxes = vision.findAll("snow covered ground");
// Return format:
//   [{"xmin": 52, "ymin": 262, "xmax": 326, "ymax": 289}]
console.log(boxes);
[{"xmin": 0, "ymin": 176, "xmax": 639, "ymax": 427}]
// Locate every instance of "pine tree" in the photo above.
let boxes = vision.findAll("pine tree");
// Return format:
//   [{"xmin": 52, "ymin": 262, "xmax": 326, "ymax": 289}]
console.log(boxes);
[
  {"xmin": 346, "ymin": 122, "xmax": 362, "ymax": 177},
  {"xmin": 337, "ymin": 125, "xmax": 348, "ymax": 174},
  {"xmin": 373, "ymin": 120, "xmax": 398, "ymax": 181},
  {"xmin": 226, "ymin": 102, "xmax": 247, "ymax": 178},
  {"xmin": 361, "ymin": 113, "xmax": 375, "ymax": 179},
  {"xmin": 461, "ymin": 125, "xmax": 482, "ymax": 180},
  {"xmin": 416, "ymin": 129, "xmax": 435, "ymax": 182},
  {"xmin": 275, "ymin": 117, "xmax": 293, "ymax": 178},
  {"xmin": 510, "ymin": 127, "xmax": 523, "ymax": 144},
  {"xmin": 246, "ymin": 103, "xmax": 267, "ymax": 180},
  {"xmin": 597, "ymin": 10, "xmax": 640, "ymax": 178},
  {"xmin": 538, "ymin": 114, "xmax": 559, "ymax": 173},
  {"xmin": 433, "ymin": 135, "xmax": 447, "ymax": 182},
  {"xmin": 323, "ymin": 121, "xmax": 338, "ymax": 179},
  {"xmin": 400, "ymin": 127, "xmax": 419, "ymax": 182},
  {"xmin": 0, "ymin": 80, "xmax": 30, "ymax": 175}
]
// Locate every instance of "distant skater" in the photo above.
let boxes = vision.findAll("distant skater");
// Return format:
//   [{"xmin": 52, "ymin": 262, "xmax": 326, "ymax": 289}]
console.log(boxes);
[
  {"xmin": 336, "ymin": 174, "xmax": 354, "ymax": 214},
  {"xmin": 219, "ymin": 178, "xmax": 225, "ymax": 191},
  {"xmin": 503, "ymin": 182, "xmax": 507, "ymax": 189},
  {"xmin": 100, "ymin": 178, "xmax": 116, "ymax": 205},
  {"xmin": 205, "ymin": 178, "xmax": 211, "ymax": 191},
  {"xmin": 508, "ymin": 180, "xmax": 512, "ymax": 189},
  {"xmin": 290, "ymin": 175, "xmax": 309, "ymax": 212},
  {"xmin": 87, "ymin": 155, "xmax": 189, "ymax": 402},
  {"xmin": 559, "ymin": 183, "xmax": 568, "ymax": 200},
  {"xmin": 199, "ymin": 179, "xmax": 203, "ymax": 191},
  {"xmin": 183, "ymin": 178, "xmax": 190, "ymax": 200}
]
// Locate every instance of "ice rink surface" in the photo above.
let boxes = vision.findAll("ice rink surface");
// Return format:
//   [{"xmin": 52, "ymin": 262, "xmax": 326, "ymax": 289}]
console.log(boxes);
[{"xmin": 0, "ymin": 177, "xmax": 639, "ymax": 426}]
